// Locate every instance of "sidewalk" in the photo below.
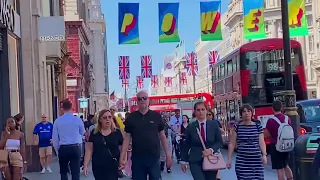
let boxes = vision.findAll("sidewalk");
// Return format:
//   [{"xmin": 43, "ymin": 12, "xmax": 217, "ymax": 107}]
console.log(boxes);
[
  {"xmin": 23, "ymin": 158, "xmax": 192, "ymax": 180},
  {"xmin": 23, "ymin": 150, "xmax": 277, "ymax": 180}
]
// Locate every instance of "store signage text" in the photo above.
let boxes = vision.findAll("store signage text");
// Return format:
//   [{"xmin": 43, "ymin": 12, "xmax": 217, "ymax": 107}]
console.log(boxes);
[
  {"xmin": 40, "ymin": 35, "xmax": 65, "ymax": 42},
  {"xmin": 0, "ymin": 0, "xmax": 15, "ymax": 32}
]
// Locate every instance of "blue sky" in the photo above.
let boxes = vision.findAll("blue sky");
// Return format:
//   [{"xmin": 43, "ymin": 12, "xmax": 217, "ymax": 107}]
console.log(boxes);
[{"xmin": 101, "ymin": 0, "xmax": 229, "ymax": 98}]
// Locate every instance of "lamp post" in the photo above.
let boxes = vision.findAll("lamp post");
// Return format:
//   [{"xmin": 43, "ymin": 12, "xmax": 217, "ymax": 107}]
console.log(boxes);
[{"xmin": 273, "ymin": 0, "xmax": 301, "ymax": 179}]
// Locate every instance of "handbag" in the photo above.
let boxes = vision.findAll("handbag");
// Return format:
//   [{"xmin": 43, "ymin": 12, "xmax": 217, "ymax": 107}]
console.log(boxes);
[
  {"xmin": 0, "ymin": 150, "xmax": 8, "ymax": 164},
  {"xmin": 196, "ymin": 128, "xmax": 226, "ymax": 171},
  {"xmin": 101, "ymin": 135, "xmax": 125, "ymax": 178}
]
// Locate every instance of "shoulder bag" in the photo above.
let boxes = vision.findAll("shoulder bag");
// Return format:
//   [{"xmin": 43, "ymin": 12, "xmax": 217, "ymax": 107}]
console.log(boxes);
[
  {"xmin": 101, "ymin": 135, "xmax": 125, "ymax": 178},
  {"xmin": 196, "ymin": 128, "xmax": 226, "ymax": 171}
]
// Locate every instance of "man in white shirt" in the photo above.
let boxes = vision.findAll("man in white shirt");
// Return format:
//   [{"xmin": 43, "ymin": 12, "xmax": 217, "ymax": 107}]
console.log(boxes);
[{"xmin": 169, "ymin": 109, "xmax": 182, "ymax": 162}]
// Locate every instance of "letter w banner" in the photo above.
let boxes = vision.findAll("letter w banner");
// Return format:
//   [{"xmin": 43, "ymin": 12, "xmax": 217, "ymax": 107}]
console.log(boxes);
[
  {"xmin": 200, "ymin": 1, "xmax": 222, "ymax": 41},
  {"xmin": 243, "ymin": 0, "xmax": 266, "ymax": 40},
  {"xmin": 158, "ymin": 3, "xmax": 180, "ymax": 43},
  {"xmin": 288, "ymin": 0, "xmax": 308, "ymax": 37},
  {"xmin": 118, "ymin": 3, "xmax": 140, "ymax": 44}
]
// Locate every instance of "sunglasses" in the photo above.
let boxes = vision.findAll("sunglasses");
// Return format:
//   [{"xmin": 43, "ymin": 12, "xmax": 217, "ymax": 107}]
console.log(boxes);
[
  {"xmin": 102, "ymin": 116, "xmax": 113, "ymax": 120},
  {"xmin": 137, "ymin": 96, "xmax": 148, "ymax": 101},
  {"xmin": 42, "ymin": 117, "xmax": 47, "ymax": 118}
]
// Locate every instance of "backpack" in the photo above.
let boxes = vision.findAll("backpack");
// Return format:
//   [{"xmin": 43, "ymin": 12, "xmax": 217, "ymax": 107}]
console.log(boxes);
[{"xmin": 272, "ymin": 115, "xmax": 294, "ymax": 152}]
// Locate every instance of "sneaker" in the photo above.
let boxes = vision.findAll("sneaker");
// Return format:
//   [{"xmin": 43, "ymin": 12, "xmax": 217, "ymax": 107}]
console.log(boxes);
[
  {"xmin": 41, "ymin": 168, "xmax": 46, "ymax": 174},
  {"xmin": 46, "ymin": 167, "xmax": 52, "ymax": 173}
]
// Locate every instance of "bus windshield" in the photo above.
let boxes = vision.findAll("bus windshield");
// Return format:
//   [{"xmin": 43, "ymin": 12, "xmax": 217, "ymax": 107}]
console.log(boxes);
[{"xmin": 240, "ymin": 48, "xmax": 305, "ymax": 105}]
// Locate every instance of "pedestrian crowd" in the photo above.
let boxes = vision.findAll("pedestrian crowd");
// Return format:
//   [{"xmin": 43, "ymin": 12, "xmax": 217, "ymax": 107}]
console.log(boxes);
[{"xmin": 1, "ymin": 90, "xmax": 320, "ymax": 180}]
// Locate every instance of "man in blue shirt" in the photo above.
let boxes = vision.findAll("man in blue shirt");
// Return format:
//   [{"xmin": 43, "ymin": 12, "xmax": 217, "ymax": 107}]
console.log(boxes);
[
  {"xmin": 52, "ymin": 100, "xmax": 85, "ymax": 180},
  {"xmin": 33, "ymin": 113, "xmax": 53, "ymax": 174}
]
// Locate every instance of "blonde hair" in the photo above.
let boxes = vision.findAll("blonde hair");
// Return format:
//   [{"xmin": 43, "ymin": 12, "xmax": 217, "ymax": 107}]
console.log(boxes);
[{"xmin": 94, "ymin": 109, "xmax": 116, "ymax": 134}]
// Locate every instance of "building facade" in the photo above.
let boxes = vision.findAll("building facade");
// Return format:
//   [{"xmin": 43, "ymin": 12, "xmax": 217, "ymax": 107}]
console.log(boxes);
[
  {"xmin": 64, "ymin": 0, "xmax": 91, "ymax": 114},
  {"xmin": 88, "ymin": 0, "xmax": 109, "ymax": 114},
  {"xmin": 0, "ymin": 0, "xmax": 22, "ymax": 130}
]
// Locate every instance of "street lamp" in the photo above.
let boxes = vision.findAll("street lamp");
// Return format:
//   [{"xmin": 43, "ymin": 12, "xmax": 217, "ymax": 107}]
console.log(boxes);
[{"xmin": 273, "ymin": 0, "xmax": 301, "ymax": 179}]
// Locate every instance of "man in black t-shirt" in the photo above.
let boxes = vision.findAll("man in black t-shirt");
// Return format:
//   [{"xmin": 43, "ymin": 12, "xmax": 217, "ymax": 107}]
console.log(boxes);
[{"xmin": 119, "ymin": 91, "xmax": 172, "ymax": 180}]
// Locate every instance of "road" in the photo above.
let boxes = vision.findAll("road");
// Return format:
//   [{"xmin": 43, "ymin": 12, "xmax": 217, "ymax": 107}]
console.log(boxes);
[{"xmin": 24, "ymin": 150, "xmax": 278, "ymax": 180}]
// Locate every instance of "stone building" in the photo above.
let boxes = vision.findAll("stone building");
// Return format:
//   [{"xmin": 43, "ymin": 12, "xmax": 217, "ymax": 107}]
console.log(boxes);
[{"xmin": 88, "ymin": 0, "xmax": 109, "ymax": 113}]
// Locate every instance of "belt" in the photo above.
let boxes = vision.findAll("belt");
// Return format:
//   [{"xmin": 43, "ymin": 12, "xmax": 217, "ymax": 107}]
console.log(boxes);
[
  {"xmin": 8, "ymin": 150, "xmax": 19, "ymax": 152},
  {"xmin": 60, "ymin": 143, "xmax": 81, "ymax": 147}
]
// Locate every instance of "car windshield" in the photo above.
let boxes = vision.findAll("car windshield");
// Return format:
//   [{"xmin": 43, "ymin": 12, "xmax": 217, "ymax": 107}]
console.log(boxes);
[{"xmin": 297, "ymin": 100, "xmax": 320, "ymax": 123}]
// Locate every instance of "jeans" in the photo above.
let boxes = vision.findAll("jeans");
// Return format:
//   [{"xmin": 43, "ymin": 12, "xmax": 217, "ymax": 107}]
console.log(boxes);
[
  {"xmin": 313, "ymin": 146, "xmax": 320, "ymax": 180},
  {"xmin": 131, "ymin": 156, "xmax": 160, "ymax": 180},
  {"xmin": 58, "ymin": 144, "xmax": 81, "ymax": 180}
]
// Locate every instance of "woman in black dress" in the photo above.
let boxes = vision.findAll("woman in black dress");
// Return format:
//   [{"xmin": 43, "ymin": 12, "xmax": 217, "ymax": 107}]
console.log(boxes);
[{"xmin": 83, "ymin": 109, "xmax": 123, "ymax": 180}]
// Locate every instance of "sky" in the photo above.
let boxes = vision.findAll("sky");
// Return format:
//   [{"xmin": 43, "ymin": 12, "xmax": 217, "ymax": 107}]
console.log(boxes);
[{"xmin": 101, "ymin": 0, "xmax": 229, "ymax": 98}]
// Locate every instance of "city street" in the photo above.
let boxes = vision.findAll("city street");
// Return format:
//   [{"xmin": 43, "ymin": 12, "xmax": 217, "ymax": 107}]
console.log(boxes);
[{"xmin": 24, "ymin": 150, "xmax": 278, "ymax": 180}]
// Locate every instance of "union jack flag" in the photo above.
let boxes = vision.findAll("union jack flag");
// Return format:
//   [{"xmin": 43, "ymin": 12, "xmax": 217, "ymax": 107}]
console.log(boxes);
[
  {"xmin": 165, "ymin": 77, "xmax": 172, "ymax": 87},
  {"xmin": 141, "ymin": 55, "xmax": 152, "ymax": 78},
  {"xmin": 151, "ymin": 75, "xmax": 158, "ymax": 88},
  {"xmin": 181, "ymin": 72, "xmax": 187, "ymax": 85},
  {"xmin": 136, "ymin": 76, "xmax": 144, "ymax": 89},
  {"xmin": 118, "ymin": 56, "xmax": 130, "ymax": 79},
  {"xmin": 122, "ymin": 79, "xmax": 129, "ymax": 90},
  {"xmin": 208, "ymin": 51, "xmax": 219, "ymax": 73},
  {"xmin": 186, "ymin": 52, "xmax": 198, "ymax": 76}
]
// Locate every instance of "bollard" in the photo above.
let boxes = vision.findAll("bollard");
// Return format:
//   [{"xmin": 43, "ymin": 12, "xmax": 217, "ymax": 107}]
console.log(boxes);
[{"xmin": 294, "ymin": 133, "xmax": 320, "ymax": 180}]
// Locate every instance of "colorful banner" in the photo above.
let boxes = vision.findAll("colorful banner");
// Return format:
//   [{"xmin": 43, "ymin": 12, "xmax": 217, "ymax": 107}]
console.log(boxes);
[
  {"xmin": 118, "ymin": 3, "xmax": 140, "ymax": 44},
  {"xmin": 200, "ymin": 1, "xmax": 222, "ymax": 41},
  {"xmin": 243, "ymin": 0, "xmax": 266, "ymax": 40},
  {"xmin": 288, "ymin": 0, "xmax": 308, "ymax": 37},
  {"xmin": 158, "ymin": 3, "xmax": 180, "ymax": 43}
]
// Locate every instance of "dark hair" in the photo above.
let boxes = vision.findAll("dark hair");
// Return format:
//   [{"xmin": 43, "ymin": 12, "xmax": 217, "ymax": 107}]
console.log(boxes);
[
  {"xmin": 272, "ymin": 100, "xmax": 282, "ymax": 112},
  {"xmin": 192, "ymin": 112, "xmax": 195, "ymax": 118},
  {"xmin": 80, "ymin": 115, "xmax": 83, "ymax": 119},
  {"xmin": 193, "ymin": 102, "xmax": 208, "ymax": 111},
  {"xmin": 239, "ymin": 104, "xmax": 254, "ymax": 119},
  {"xmin": 175, "ymin": 109, "xmax": 180, "ymax": 112},
  {"xmin": 125, "ymin": 112, "xmax": 130, "ymax": 119},
  {"xmin": 62, "ymin": 100, "xmax": 72, "ymax": 110},
  {"xmin": 207, "ymin": 109, "xmax": 215, "ymax": 120},
  {"xmin": 14, "ymin": 113, "xmax": 24, "ymax": 122},
  {"xmin": 182, "ymin": 115, "xmax": 190, "ymax": 123}
]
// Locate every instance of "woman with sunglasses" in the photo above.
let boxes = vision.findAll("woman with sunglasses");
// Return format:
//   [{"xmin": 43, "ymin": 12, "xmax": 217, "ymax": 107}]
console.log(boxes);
[{"xmin": 83, "ymin": 109, "xmax": 123, "ymax": 180}]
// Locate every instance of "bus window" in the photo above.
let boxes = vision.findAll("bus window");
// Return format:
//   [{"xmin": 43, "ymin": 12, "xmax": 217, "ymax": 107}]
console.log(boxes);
[
  {"xmin": 227, "ymin": 60, "xmax": 233, "ymax": 75},
  {"xmin": 215, "ymin": 67, "xmax": 219, "ymax": 80},
  {"xmin": 220, "ymin": 63, "xmax": 225, "ymax": 78}
]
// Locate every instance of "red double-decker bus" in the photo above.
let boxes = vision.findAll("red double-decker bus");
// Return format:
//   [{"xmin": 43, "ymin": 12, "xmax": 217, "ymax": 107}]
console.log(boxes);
[
  {"xmin": 212, "ymin": 38, "xmax": 308, "ymax": 147},
  {"xmin": 129, "ymin": 93, "xmax": 214, "ymax": 117}
]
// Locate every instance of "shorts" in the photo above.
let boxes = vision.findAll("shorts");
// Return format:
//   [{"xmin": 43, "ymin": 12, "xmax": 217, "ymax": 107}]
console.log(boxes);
[
  {"xmin": 8, "ymin": 152, "xmax": 23, "ymax": 167},
  {"xmin": 270, "ymin": 144, "xmax": 289, "ymax": 170},
  {"xmin": 39, "ymin": 147, "xmax": 52, "ymax": 158}
]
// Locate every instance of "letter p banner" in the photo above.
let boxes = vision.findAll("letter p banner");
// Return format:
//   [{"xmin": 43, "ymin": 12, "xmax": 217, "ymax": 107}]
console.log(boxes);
[{"xmin": 121, "ymin": 13, "xmax": 136, "ymax": 36}]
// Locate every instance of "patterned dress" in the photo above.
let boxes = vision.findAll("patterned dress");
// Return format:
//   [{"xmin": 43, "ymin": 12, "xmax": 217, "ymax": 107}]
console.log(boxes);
[{"xmin": 235, "ymin": 123, "xmax": 264, "ymax": 180}]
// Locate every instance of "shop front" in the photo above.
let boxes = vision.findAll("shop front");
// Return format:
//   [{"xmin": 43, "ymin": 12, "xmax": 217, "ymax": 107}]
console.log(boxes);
[{"xmin": 0, "ymin": 0, "xmax": 22, "ymax": 131}]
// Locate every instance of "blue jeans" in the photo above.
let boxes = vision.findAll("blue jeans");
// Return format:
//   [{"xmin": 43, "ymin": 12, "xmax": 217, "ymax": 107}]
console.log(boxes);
[
  {"xmin": 313, "ymin": 146, "xmax": 320, "ymax": 180},
  {"xmin": 131, "ymin": 156, "xmax": 160, "ymax": 180}
]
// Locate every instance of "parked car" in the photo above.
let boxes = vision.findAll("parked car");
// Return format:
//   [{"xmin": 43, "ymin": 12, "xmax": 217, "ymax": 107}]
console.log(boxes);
[{"xmin": 297, "ymin": 99, "xmax": 320, "ymax": 133}]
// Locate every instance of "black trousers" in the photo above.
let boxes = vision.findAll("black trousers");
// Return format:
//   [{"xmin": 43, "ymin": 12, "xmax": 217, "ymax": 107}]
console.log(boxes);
[
  {"xmin": 131, "ymin": 156, "xmax": 160, "ymax": 180},
  {"xmin": 189, "ymin": 161, "xmax": 217, "ymax": 180},
  {"xmin": 58, "ymin": 144, "xmax": 81, "ymax": 180}
]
